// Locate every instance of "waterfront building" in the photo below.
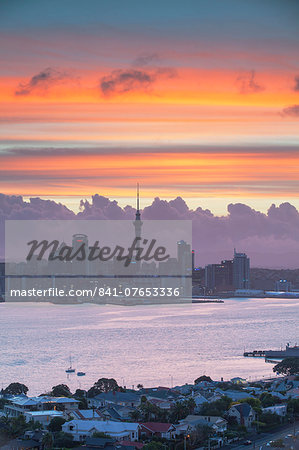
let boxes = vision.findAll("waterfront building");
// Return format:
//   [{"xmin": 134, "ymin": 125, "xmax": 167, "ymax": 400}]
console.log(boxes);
[
  {"xmin": 3, "ymin": 395, "xmax": 79, "ymax": 418},
  {"xmin": 205, "ymin": 260, "xmax": 233, "ymax": 291},
  {"xmin": 233, "ymin": 250, "xmax": 250, "ymax": 289},
  {"xmin": 275, "ymin": 279, "xmax": 292, "ymax": 292}
]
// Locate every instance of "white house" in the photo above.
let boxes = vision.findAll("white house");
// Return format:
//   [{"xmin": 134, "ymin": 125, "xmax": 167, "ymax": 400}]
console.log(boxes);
[
  {"xmin": 175, "ymin": 415, "xmax": 227, "ymax": 435},
  {"xmin": 3, "ymin": 395, "xmax": 79, "ymax": 418},
  {"xmin": 62, "ymin": 419, "xmax": 140, "ymax": 442},
  {"xmin": 24, "ymin": 410, "xmax": 64, "ymax": 427},
  {"xmin": 262, "ymin": 405, "xmax": 287, "ymax": 417}
]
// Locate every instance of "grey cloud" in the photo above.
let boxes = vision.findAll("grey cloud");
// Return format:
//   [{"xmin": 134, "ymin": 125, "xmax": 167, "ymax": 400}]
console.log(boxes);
[
  {"xmin": 293, "ymin": 75, "xmax": 299, "ymax": 92},
  {"xmin": 236, "ymin": 70, "xmax": 264, "ymax": 94},
  {"xmin": 282, "ymin": 104, "xmax": 299, "ymax": 117},
  {"xmin": 132, "ymin": 53, "xmax": 160, "ymax": 67},
  {"xmin": 100, "ymin": 56, "xmax": 177, "ymax": 96},
  {"xmin": 100, "ymin": 69, "xmax": 154, "ymax": 96},
  {"xmin": 1, "ymin": 145, "xmax": 299, "ymax": 159},
  {"xmin": 15, "ymin": 67, "xmax": 71, "ymax": 96}
]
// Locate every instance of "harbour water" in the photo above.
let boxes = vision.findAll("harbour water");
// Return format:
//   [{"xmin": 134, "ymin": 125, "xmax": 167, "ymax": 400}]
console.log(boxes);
[{"xmin": 0, "ymin": 298, "xmax": 298, "ymax": 395}]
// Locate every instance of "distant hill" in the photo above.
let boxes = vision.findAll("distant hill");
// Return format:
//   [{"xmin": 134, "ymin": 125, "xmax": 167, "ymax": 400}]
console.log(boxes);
[{"xmin": 251, "ymin": 268, "xmax": 299, "ymax": 290}]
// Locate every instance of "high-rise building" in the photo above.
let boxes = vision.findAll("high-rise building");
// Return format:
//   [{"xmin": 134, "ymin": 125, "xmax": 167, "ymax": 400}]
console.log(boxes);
[
  {"xmin": 205, "ymin": 260, "xmax": 233, "ymax": 291},
  {"xmin": 233, "ymin": 249, "xmax": 250, "ymax": 289},
  {"xmin": 177, "ymin": 240, "xmax": 192, "ymax": 273},
  {"xmin": 72, "ymin": 234, "xmax": 88, "ymax": 275}
]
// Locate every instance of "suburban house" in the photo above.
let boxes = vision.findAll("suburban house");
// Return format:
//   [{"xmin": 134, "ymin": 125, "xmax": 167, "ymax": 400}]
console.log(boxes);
[
  {"xmin": 147, "ymin": 398, "xmax": 173, "ymax": 410},
  {"xmin": 140, "ymin": 422, "xmax": 175, "ymax": 439},
  {"xmin": 71, "ymin": 409, "xmax": 104, "ymax": 420},
  {"xmin": 62, "ymin": 419, "xmax": 140, "ymax": 442},
  {"xmin": 193, "ymin": 381, "xmax": 215, "ymax": 392},
  {"xmin": 230, "ymin": 377, "xmax": 247, "ymax": 385},
  {"xmin": 4, "ymin": 397, "xmax": 41, "ymax": 418},
  {"xmin": 192, "ymin": 393, "xmax": 208, "ymax": 411},
  {"xmin": 100, "ymin": 405, "xmax": 136, "ymax": 421},
  {"xmin": 24, "ymin": 410, "xmax": 64, "ymax": 427},
  {"xmin": 214, "ymin": 389, "xmax": 254, "ymax": 402},
  {"xmin": 173, "ymin": 384, "xmax": 193, "ymax": 395},
  {"xmin": 262, "ymin": 405, "xmax": 287, "ymax": 417},
  {"xmin": 175, "ymin": 415, "xmax": 227, "ymax": 435},
  {"xmin": 228, "ymin": 403, "xmax": 256, "ymax": 429},
  {"xmin": 139, "ymin": 387, "xmax": 181, "ymax": 406},
  {"xmin": 3, "ymin": 395, "xmax": 79, "ymax": 417},
  {"xmin": 88, "ymin": 392, "xmax": 141, "ymax": 409}
]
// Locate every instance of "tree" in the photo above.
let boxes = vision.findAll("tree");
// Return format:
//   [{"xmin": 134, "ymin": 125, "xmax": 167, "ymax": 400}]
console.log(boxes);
[
  {"xmin": 53, "ymin": 431, "xmax": 75, "ymax": 448},
  {"xmin": 194, "ymin": 375, "xmax": 213, "ymax": 384},
  {"xmin": 140, "ymin": 400, "xmax": 167, "ymax": 422},
  {"xmin": 200, "ymin": 396, "xmax": 231, "ymax": 417},
  {"xmin": 48, "ymin": 416, "xmax": 66, "ymax": 432},
  {"xmin": 129, "ymin": 409, "xmax": 142, "ymax": 421},
  {"xmin": 273, "ymin": 358, "xmax": 299, "ymax": 376},
  {"xmin": 92, "ymin": 431, "xmax": 112, "ymax": 438},
  {"xmin": 6, "ymin": 415, "xmax": 28, "ymax": 437},
  {"xmin": 74, "ymin": 388, "xmax": 86, "ymax": 398},
  {"xmin": 259, "ymin": 392, "xmax": 280, "ymax": 408},
  {"xmin": 170, "ymin": 398, "xmax": 196, "ymax": 423},
  {"xmin": 143, "ymin": 442, "xmax": 164, "ymax": 450},
  {"xmin": 239, "ymin": 397, "xmax": 262, "ymax": 414},
  {"xmin": 191, "ymin": 424, "xmax": 213, "ymax": 446},
  {"xmin": 3, "ymin": 382, "xmax": 28, "ymax": 396},
  {"xmin": 42, "ymin": 432, "xmax": 54, "ymax": 450},
  {"xmin": 87, "ymin": 378, "xmax": 119, "ymax": 397},
  {"xmin": 258, "ymin": 412, "xmax": 281, "ymax": 430},
  {"xmin": 137, "ymin": 383, "xmax": 144, "ymax": 389},
  {"xmin": 51, "ymin": 384, "xmax": 71, "ymax": 397},
  {"xmin": 74, "ymin": 389, "xmax": 88, "ymax": 408},
  {"xmin": 0, "ymin": 399, "xmax": 6, "ymax": 409},
  {"xmin": 287, "ymin": 398, "xmax": 299, "ymax": 414}
]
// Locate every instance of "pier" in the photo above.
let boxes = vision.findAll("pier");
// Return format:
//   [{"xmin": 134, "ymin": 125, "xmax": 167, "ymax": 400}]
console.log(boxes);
[{"xmin": 243, "ymin": 350, "xmax": 266, "ymax": 357}]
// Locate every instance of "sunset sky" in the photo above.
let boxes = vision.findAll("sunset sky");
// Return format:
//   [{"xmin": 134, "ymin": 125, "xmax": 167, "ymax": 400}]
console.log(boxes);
[{"xmin": 1, "ymin": 0, "xmax": 299, "ymax": 213}]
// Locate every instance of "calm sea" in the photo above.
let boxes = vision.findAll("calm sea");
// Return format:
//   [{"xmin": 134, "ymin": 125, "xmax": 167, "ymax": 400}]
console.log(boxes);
[{"xmin": 0, "ymin": 298, "xmax": 298, "ymax": 395}]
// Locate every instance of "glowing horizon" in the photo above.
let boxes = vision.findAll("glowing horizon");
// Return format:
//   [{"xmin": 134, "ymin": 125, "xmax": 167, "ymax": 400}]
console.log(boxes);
[{"xmin": 0, "ymin": 0, "xmax": 298, "ymax": 204}]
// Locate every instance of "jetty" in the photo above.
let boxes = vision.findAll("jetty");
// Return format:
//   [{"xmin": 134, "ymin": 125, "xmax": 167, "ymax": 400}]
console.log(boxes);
[
  {"xmin": 244, "ymin": 344, "xmax": 299, "ymax": 359},
  {"xmin": 243, "ymin": 350, "xmax": 266, "ymax": 357}
]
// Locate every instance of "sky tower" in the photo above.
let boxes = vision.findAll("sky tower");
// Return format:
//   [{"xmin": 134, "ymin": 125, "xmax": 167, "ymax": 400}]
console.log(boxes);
[{"xmin": 134, "ymin": 183, "xmax": 143, "ymax": 239}]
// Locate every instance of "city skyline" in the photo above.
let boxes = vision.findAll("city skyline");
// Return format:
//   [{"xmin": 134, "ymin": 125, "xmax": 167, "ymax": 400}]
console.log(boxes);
[{"xmin": 1, "ymin": 192, "xmax": 299, "ymax": 269}]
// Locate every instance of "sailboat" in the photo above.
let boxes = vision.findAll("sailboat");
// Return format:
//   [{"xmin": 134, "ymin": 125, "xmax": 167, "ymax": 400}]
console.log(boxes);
[{"xmin": 65, "ymin": 355, "xmax": 75, "ymax": 373}]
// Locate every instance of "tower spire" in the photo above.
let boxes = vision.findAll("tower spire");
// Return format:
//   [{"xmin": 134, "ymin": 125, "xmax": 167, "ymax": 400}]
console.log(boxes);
[{"xmin": 135, "ymin": 182, "xmax": 141, "ymax": 221}]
